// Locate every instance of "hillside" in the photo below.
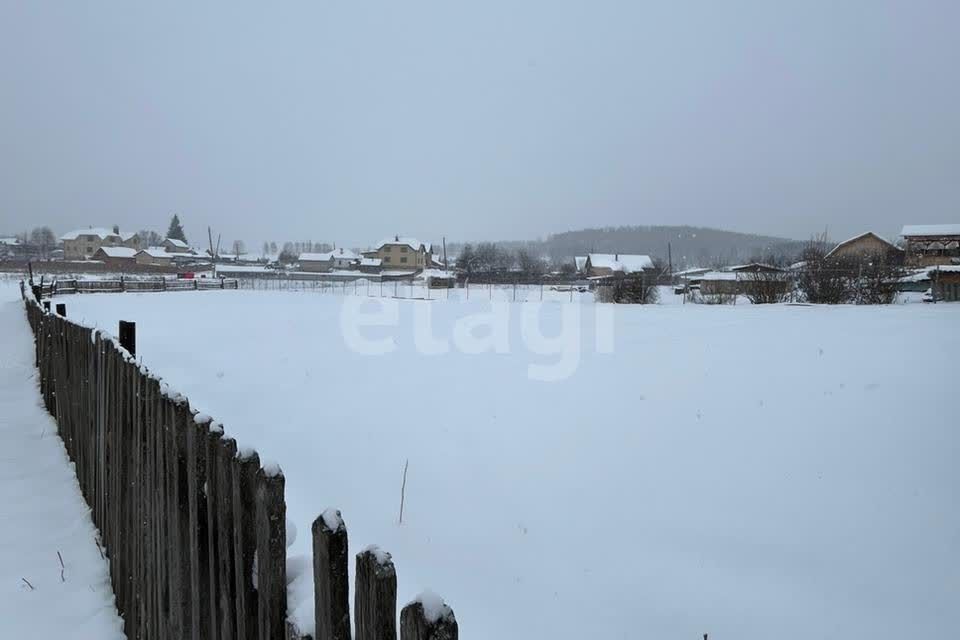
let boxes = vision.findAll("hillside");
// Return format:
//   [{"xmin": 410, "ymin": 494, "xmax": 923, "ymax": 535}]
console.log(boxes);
[{"xmin": 449, "ymin": 225, "xmax": 810, "ymax": 268}]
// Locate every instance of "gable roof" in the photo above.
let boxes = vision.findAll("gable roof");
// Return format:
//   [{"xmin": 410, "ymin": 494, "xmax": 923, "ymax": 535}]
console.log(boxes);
[
  {"xmin": 825, "ymin": 231, "xmax": 899, "ymax": 259},
  {"xmin": 574, "ymin": 256, "xmax": 587, "ymax": 271},
  {"xmin": 61, "ymin": 228, "xmax": 137, "ymax": 241},
  {"xmin": 375, "ymin": 237, "xmax": 432, "ymax": 252},
  {"xmin": 900, "ymin": 224, "xmax": 960, "ymax": 237},
  {"xmin": 164, "ymin": 237, "xmax": 189, "ymax": 248},
  {"xmin": 94, "ymin": 246, "xmax": 137, "ymax": 258},
  {"xmin": 298, "ymin": 248, "xmax": 359, "ymax": 262},
  {"xmin": 587, "ymin": 253, "xmax": 654, "ymax": 273},
  {"xmin": 138, "ymin": 248, "xmax": 173, "ymax": 258},
  {"xmin": 727, "ymin": 263, "xmax": 785, "ymax": 273}
]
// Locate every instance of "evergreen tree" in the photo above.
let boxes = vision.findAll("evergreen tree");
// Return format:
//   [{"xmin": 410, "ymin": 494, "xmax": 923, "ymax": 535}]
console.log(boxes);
[{"xmin": 166, "ymin": 214, "xmax": 187, "ymax": 243}]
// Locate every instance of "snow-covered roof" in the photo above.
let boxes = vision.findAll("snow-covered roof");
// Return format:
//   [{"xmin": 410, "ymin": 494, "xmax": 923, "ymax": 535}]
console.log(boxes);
[
  {"xmin": 359, "ymin": 257, "xmax": 382, "ymax": 266},
  {"xmin": 298, "ymin": 252, "xmax": 332, "ymax": 262},
  {"xmin": 164, "ymin": 237, "xmax": 189, "ymax": 248},
  {"xmin": 674, "ymin": 267, "xmax": 710, "ymax": 277},
  {"xmin": 418, "ymin": 269, "xmax": 455, "ymax": 280},
  {"xmin": 0, "ymin": 237, "xmax": 20, "ymax": 246},
  {"xmin": 701, "ymin": 271, "xmax": 739, "ymax": 281},
  {"xmin": 138, "ymin": 248, "xmax": 173, "ymax": 258},
  {"xmin": 61, "ymin": 228, "xmax": 137, "ymax": 241},
  {"xmin": 374, "ymin": 237, "xmax": 432, "ymax": 252},
  {"xmin": 825, "ymin": 232, "xmax": 899, "ymax": 258},
  {"xmin": 94, "ymin": 246, "xmax": 137, "ymax": 258},
  {"xmin": 727, "ymin": 263, "xmax": 785, "ymax": 272},
  {"xmin": 298, "ymin": 249, "xmax": 359, "ymax": 262},
  {"xmin": 574, "ymin": 256, "xmax": 587, "ymax": 271},
  {"xmin": 901, "ymin": 224, "xmax": 960, "ymax": 237},
  {"xmin": 587, "ymin": 253, "xmax": 654, "ymax": 273},
  {"xmin": 380, "ymin": 269, "xmax": 419, "ymax": 277}
]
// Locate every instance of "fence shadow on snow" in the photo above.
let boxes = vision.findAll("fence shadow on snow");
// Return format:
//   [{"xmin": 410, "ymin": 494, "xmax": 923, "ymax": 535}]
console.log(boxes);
[{"xmin": 23, "ymin": 286, "xmax": 458, "ymax": 640}]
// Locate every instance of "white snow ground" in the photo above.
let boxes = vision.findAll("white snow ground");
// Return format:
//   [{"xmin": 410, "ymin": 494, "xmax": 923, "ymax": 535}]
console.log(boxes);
[
  {"xmin": 24, "ymin": 287, "xmax": 960, "ymax": 639},
  {"xmin": 0, "ymin": 284, "xmax": 125, "ymax": 639}
]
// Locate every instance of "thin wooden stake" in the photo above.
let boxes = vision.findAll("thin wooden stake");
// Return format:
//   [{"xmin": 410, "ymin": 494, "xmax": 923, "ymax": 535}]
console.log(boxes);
[{"xmin": 398, "ymin": 459, "xmax": 409, "ymax": 525}]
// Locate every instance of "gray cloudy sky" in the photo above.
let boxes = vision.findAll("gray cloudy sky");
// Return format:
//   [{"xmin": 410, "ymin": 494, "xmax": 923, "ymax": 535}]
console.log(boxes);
[{"xmin": 1, "ymin": 1, "xmax": 958, "ymax": 247}]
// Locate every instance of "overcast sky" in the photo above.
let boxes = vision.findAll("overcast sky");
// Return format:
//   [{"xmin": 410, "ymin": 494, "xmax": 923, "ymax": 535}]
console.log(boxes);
[{"xmin": 2, "ymin": 1, "xmax": 957, "ymax": 247}]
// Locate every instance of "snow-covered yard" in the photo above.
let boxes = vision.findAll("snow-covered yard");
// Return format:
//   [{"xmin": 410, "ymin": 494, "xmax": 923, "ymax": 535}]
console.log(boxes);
[
  {"xmin": 35, "ymin": 289, "xmax": 960, "ymax": 638},
  {"xmin": 0, "ymin": 285, "xmax": 124, "ymax": 639}
]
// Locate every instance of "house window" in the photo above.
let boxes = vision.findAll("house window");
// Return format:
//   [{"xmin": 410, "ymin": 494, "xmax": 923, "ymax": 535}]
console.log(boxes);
[
  {"xmin": 400, "ymin": 257, "xmax": 408, "ymax": 263},
  {"xmin": 384, "ymin": 246, "xmax": 392, "ymax": 252},
  {"xmin": 400, "ymin": 246, "xmax": 408, "ymax": 253},
  {"xmin": 384, "ymin": 256, "xmax": 391, "ymax": 263}
]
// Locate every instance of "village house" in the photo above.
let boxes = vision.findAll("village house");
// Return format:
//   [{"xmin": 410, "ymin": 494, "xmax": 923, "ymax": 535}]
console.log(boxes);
[
  {"xmin": 358, "ymin": 257, "xmax": 382, "ymax": 274},
  {"xmin": 900, "ymin": 224, "xmax": 960, "ymax": 266},
  {"xmin": 931, "ymin": 266, "xmax": 960, "ymax": 302},
  {"xmin": 162, "ymin": 237, "xmax": 193, "ymax": 253},
  {"xmin": 825, "ymin": 232, "xmax": 902, "ymax": 262},
  {"xmin": 362, "ymin": 236, "xmax": 432, "ymax": 271},
  {"xmin": 699, "ymin": 264, "xmax": 789, "ymax": 296},
  {"xmin": 91, "ymin": 246, "xmax": 137, "ymax": 268},
  {"xmin": 297, "ymin": 248, "xmax": 360, "ymax": 273},
  {"xmin": 135, "ymin": 248, "xmax": 175, "ymax": 266},
  {"xmin": 0, "ymin": 237, "xmax": 21, "ymax": 259},
  {"xmin": 574, "ymin": 256, "xmax": 587, "ymax": 273},
  {"xmin": 61, "ymin": 228, "xmax": 140, "ymax": 260},
  {"xmin": 584, "ymin": 253, "xmax": 654, "ymax": 278}
]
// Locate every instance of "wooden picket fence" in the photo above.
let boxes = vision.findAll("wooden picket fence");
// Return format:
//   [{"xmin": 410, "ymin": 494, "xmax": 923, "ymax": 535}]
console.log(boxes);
[
  {"xmin": 24, "ymin": 289, "xmax": 458, "ymax": 640},
  {"xmin": 33, "ymin": 276, "xmax": 239, "ymax": 298}
]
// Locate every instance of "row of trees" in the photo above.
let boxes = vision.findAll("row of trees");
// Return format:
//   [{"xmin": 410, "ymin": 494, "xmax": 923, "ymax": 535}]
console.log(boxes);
[
  {"xmin": 456, "ymin": 243, "xmax": 575, "ymax": 278},
  {"xmin": 795, "ymin": 243, "xmax": 903, "ymax": 305}
]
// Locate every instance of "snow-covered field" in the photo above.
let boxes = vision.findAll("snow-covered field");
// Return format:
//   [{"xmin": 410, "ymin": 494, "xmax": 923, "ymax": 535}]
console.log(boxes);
[{"xmin": 18, "ymin": 286, "xmax": 960, "ymax": 639}]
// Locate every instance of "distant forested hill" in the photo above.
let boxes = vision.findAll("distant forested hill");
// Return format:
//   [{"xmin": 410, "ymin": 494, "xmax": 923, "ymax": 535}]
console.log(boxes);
[{"xmin": 448, "ymin": 225, "xmax": 811, "ymax": 268}]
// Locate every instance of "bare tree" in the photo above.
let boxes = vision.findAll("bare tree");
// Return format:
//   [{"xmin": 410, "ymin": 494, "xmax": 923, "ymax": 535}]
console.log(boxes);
[
  {"xmin": 741, "ymin": 270, "xmax": 793, "ymax": 304},
  {"xmin": 29, "ymin": 226, "xmax": 56, "ymax": 260},
  {"xmin": 796, "ymin": 235, "xmax": 855, "ymax": 304},
  {"xmin": 231, "ymin": 239, "xmax": 246, "ymax": 257},
  {"xmin": 854, "ymin": 249, "xmax": 904, "ymax": 305},
  {"xmin": 515, "ymin": 248, "xmax": 546, "ymax": 277},
  {"xmin": 595, "ymin": 274, "xmax": 659, "ymax": 304},
  {"xmin": 136, "ymin": 230, "xmax": 164, "ymax": 248}
]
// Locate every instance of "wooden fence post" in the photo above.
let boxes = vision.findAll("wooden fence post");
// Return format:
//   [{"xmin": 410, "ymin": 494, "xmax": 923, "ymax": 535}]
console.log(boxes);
[
  {"xmin": 119, "ymin": 320, "xmax": 136, "ymax": 356},
  {"xmin": 233, "ymin": 451, "xmax": 261, "ymax": 640},
  {"xmin": 188, "ymin": 411, "xmax": 212, "ymax": 639},
  {"xmin": 215, "ymin": 436, "xmax": 238, "ymax": 640},
  {"xmin": 255, "ymin": 467, "xmax": 287, "ymax": 640},
  {"xmin": 400, "ymin": 598, "xmax": 458, "ymax": 640},
  {"xmin": 354, "ymin": 547, "xmax": 397, "ymax": 640},
  {"xmin": 313, "ymin": 510, "xmax": 350, "ymax": 640}
]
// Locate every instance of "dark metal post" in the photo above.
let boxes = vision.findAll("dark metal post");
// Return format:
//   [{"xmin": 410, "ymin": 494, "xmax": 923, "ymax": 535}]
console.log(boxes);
[{"xmin": 119, "ymin": 321, "xmax": 136, "ymax": 356}]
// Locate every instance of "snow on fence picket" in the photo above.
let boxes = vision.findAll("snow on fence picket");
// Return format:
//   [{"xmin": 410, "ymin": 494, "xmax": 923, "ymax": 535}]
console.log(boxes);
[{"xmin": 23, "ymin": 286, "xmax": 457, "ymax": 640}]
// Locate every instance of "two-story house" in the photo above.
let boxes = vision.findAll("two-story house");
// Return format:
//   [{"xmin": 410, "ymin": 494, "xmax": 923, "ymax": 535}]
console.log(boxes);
[
  {"xmin": 61, "ymin": 228, "xmax": 140, "ymax": 260},
  {"xmin": 901, "ymin": 224, "xmax": 960, "ymax": 266},
  {"xmin": 362, "ymin": 236, "xmax": 432, "ymax": 271}
]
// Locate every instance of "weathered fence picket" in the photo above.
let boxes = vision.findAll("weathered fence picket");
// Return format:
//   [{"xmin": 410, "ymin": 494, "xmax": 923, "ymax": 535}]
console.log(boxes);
[{"xmin": 355, "ymin": 548, "xmax": 398, "ymax": 640}]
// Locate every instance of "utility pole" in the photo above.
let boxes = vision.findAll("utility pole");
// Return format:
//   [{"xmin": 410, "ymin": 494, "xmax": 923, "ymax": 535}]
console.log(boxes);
[
  {"xmin": 442, "ymin": 236, "xmax": 447, "ymax": 270},
  {"xmin": 667, "ymin": 242, "xmax": 673, "ymax": 280}
]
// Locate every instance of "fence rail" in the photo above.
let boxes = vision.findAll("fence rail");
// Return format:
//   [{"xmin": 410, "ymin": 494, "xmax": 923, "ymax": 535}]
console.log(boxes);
[
  {"xmin": 24, "ymin": 285, "xmax": 458, "ymax": 640},
  {"xmin": 33, "ymin": 276, "xmax": 239, "ymax": 298}
]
